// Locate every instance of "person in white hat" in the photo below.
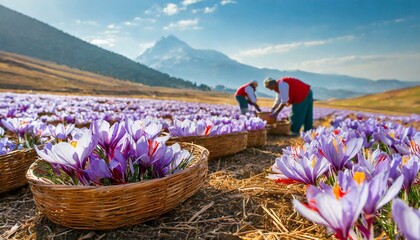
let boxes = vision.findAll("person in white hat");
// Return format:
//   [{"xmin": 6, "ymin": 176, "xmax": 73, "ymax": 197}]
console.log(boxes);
[
  {"xmin": 234, "ymin": 80, "xmax": 261, "ymax": 114},
  {"xmin": 264, "ymin": 76, "xmax": 313, "ymax": 136}
]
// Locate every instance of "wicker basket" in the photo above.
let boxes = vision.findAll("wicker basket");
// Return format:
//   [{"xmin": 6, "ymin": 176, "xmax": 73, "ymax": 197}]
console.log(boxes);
[
  {"xmin": 257, "ymin": 112, "xmax": 276, "ymax": 124},
  {"xmin": 168, "ymin": 132, "xmax": 248, "ymax": 160},
  {"xmin": 247, "ymin": 129, "xmax": 267, "ymax": 148},
  {"xmin": 26, "ymin": 143, "xmax": 209, "ymax": 230},
  {"xmin": 0, "ymin": 147, "xmax": 39, "ymax": 194},
  {"xmin": 266, "ymin": 121, "xmax": 291, "ymax": 135}
]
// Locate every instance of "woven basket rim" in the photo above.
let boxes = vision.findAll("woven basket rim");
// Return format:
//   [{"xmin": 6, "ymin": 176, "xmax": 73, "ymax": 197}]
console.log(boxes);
[
  {"xmin": 169, "ymin": 130, "xmax": 248, "ymax": 140},
  {"xmin": 26, "ymin": 142, "xmax": 209, "ymax": 190},
  {"xmin": 267, "ymin": 120, "xmax": 290, "ymax": 125},
  {"xmin": 0, "ymin": 147, "xmax": 34, "ymax": 159},
  {"xmin": 247, "ymin": 128, "xmax": 267, "ymax": 133}
]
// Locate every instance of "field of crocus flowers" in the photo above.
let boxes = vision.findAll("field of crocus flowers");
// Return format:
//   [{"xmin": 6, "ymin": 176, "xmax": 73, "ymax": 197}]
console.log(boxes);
[{"xmin": 0, "ymin": 92, "xmax": 419, "ymax": 240}]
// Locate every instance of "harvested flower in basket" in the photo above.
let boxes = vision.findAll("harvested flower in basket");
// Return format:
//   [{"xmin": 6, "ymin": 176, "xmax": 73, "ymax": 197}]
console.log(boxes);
[
  {"xmin": 34, "ymin": 119, "xmax": 194, "ymax": 186},
  {"xmin": 241, "ymin": 116, "xmax": 267, "ymax": 131},
  {"xmin": 169, "ymin": 118, "xmax": 245, "ymax": 137},
  {"xmin": 0, "ymin": 118, "xmax": 51, "ymax": 154}
]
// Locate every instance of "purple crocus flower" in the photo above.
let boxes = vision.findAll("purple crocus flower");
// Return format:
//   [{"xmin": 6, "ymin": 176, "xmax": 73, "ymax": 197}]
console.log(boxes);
[
  {"xmin": 109, "ymin": 150, "xmax": 128, "ymax": 183},
  {"xmin": 318, "ymin": 136, "xmax": 363, "ymax": 172},
  {"xmin": 272, "ymin": 152, "xmax": 330, "ymax": 185},
  {"xmin": 84, "ymin": 154, "xmax": 112, "ymax": 184},
  {"xmin": 124, "ymin": 117, "xmax": 161, "ymax": 141},
  {"xmin": 152, "ymin": 143, "xmax": 180, "ymax": 178},
  {"xmin": 152, "ymin": 147, "xmax": 173, "ymax": 178},
  {"xmin": 392, "ymin": 198, "xmax": 420, "ymax": 240},
  {"xmin": 388, "ymin": 154, "xmax": 403, "ymax": 182},
  {"xmin": 0, "ymin": 137, "xmax": 17, "ymax": 155},
  {"xmin": 169, "ymin": 143, "xmax": 191, "ymax": 173},
  {"xmin": 1, "ymin": 118, "xmax": 33, "ymax": 138},
  {"xmin": 243, "ymin": 117, "xmax": 266, "ymax": 131},
  {"xmin": 144, "ymin": 122, "xmax": 162, "ymax": 139},
  {"xmin": 401, "ymin": 155, "xmax": 419, "ymax": 191},
  {"xmin": 169, "ymin": 119, "xmax": 212, "ymax": 137},
  {"xmin": 6, "ymin": 108, "xmax": 17, "ymax": 118},
  {"xmin": 293, "ymin": 184, "xmax": 369, "ymax": 240},
  {"xmin": 362, "ymin": 172, "xmax": 404, "ymax": 230},
  {"xmin": 410, "ymin": 133, "xmax": 420, "ymax": 157},
  {"xmin": 63, "ymin": 115, "xmax": 76, "ymax": 124},
  {"xmin": 355, "ymin": 147, "xmax": 390, "ymax": 178},
  {"xmin": 31, "ymin": 122, "xmax": 52, "ymax": 138},
  {"xmin": 91, "ymin": 120, "xmax": 126, "ymax": 158},
  {"xmin": 35, "ymin": 131, "xmax": 97, "ymax": 184},
  {"xmin": 301, "ymin": 127, "xmax": 326, "ymax": 143},
  {"xmin": 49, "ymin": 123, "xmax": 75, "ymax": 141},
  {"xmin": 134, "ymin": 135, "xmax": 168, "ymax": 169}
]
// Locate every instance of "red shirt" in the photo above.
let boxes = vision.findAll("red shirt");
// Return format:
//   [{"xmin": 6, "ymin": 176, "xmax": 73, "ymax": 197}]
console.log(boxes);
[
  {"xmin": 274, "ymin": 77, "xmax": 310, "ymax": 104},
  {"xmin": 235, "ymin": 82, "xmax": 254, "ymax": 97}
]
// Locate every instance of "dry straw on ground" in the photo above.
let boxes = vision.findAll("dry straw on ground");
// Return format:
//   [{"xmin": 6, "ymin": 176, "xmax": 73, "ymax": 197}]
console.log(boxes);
[{"xmin": 1, "ymin": 120, "xmax": 331, "ymax": 239}]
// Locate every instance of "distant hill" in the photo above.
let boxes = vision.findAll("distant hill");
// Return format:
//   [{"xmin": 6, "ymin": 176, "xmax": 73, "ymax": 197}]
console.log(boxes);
[
  {"xmin": 213, "ymin": 84, "xmax": 272, "ymax": 98},
  {"xmin": 137, "ymin": 35, "xmax": 419, "ymax": 100},
  {"xmin": 319, "ymin": 86, "xmax": 420, "ymax": 114},
  {"xmin": 0, "ymin": 50, "xmax": 280, "ymax": 106},
  {"xmin": 0, "ymin": 50, "xmax": 145, "ymax": 95},
  {"xmin": 0, "ymin": 5, "xmax": 208, "ymax": 90}
]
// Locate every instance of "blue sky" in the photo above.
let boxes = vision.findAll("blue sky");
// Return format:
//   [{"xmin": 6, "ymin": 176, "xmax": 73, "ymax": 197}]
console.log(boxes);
[{"xmin": 1, "ymin": 0, "xmax": 420, "ymax": 81}]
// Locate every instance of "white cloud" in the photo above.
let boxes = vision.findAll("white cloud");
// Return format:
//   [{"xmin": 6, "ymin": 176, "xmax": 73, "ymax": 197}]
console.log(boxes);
[
  {"xmin": 292, "ymin": 53, "xmax": 420, "ymax": 81},
  {"xmin": 296, "ymin": 54, "xmax": 404, "ymax": 67},
  {"xmin": 303, "ymin": 40, "xmax": 328, "ymax": 47},
  {"xmin": 204, "ymin": 5, "xmax": 217, "ymax": 13},
  {"xmin": 75, "ymin": 20, "xmax": 98, "ymax": 25},
  {"xmin": 123, "ymin": 17, "xmax": 157, "ymax": 27},
  {"xmin": 369, "ymin": 17, "xmax": 408, "ymax": 28},
  {"xmin": 104, "ymin": 29, "xmax": 120, "ymax": 34},
  {"xmin": 124, "ymin": 21, "xmax": 137, "ymax": 26},
  {"xmin": 163, "ymin": 3, "xmax": 180, "ymax": 15},
  {"xmin": 335, "ymin": 35, "xmax": 355, "ymax": 41},
  {"xmin": 164, "ymin": 18, "xmax": 201, "ymax": 30},
  {"xmin": 133, "ymin": 17, "xmax": 157, "ymax": 23},
  {"xmin": 221, "ymin": 0, "xmax": 236, "ymax": 5},
  {"xmin": 107, "ymin": 24, "xmax": 121, "ymax": 30},
  {"xmin": 237, "ymin": 35, "xmax": 355, "ymax": 57},
  {"xmin": 193, "ymin": 4, "xmax": 217, "ymax": 14},
  {"xmin": 239, "ymin": 43, "xmax": 301, "ymax": 57},
  {"xmin": 144, "ymin": 5, "xmax": 162, "ymax": 17},
  {"xmin": 91, "ymin": 38, "xmax": 116, "ymax": 47},
  {"xmin": 182, "ymin": 0, "xmax": 201, "ymax": 6},
  {"xmin": 137, "ymin": 42, "xmax": 155, "ymax": 55}
]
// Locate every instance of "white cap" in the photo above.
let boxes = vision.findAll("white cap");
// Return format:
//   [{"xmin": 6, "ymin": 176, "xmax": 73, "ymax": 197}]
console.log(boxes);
[{"xmin": 264, "ymin": 77, "xmax": 276, "ymax": 87}]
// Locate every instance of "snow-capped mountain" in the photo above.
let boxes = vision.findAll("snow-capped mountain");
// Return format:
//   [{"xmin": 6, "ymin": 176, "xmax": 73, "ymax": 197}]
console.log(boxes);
[{"xmin": 136, "ymin": 35, "xmax": 419, "ymax": 100}]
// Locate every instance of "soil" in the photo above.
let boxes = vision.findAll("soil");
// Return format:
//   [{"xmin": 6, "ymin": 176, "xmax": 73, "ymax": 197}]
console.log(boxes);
[{"xmin": 0, "ymin": 120, "xmax": 329, "ymax": 240}]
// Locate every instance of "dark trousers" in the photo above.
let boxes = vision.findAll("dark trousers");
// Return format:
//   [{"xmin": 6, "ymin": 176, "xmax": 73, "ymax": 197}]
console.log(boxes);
[
  {"xmin": 235, "ymin": 96, "xmax": 249, "ymax": 114},
  {"xmin": 289, "ymin": 90, "xmax": 313, "ymax": 133}
]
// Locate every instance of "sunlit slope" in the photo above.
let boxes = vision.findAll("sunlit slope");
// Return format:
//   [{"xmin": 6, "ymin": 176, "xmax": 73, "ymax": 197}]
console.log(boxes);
[
  {"xmin": 0, "ymin": 51, "xmax": 276, "ymax": 106},
  {"xmin": 0, "ymin": 5, "xmax": 203, "ymax": 89},
  {"xmin": 318, "ymin": 86, "xmax": 420, "ymax": 114},
  {"xmin": 0, "ymin": 51, "xmax": 147, "ymax": 94}
]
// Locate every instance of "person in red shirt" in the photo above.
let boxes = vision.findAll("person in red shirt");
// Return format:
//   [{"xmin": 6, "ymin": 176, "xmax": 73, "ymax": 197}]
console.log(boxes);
[
  {"xmin": 264, "ymin": 77, "xmax": 313, "ymax": 136},
  {"xmin": 234, "ymin": 80, "xmax": 261, "ymax": 114}
]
